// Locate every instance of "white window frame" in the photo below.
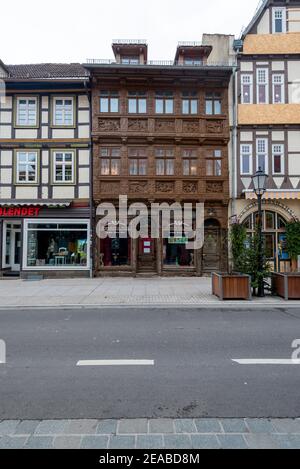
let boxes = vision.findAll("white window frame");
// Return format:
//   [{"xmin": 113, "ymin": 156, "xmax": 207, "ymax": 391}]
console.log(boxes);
[
  {"xmin": 23, "ymin": 219, "xmax": 91, "ymax": 271},
  {"xmin": 272, "ymin": 7, "xmax": 287, "ymax": 34},
  {"xmin": 16, "ymin": 151, "xmax": 38, "ymax": 184},
  {"xmin": 16, "ymin": 97, "xmax": 38, "ymax": 127},
  {"xmin": 256, "ymin": 138, "xmax": 269, "ymax": 174},
  {"xmin": 257, "ymin": 68, "xmax": 269, "ymax": 104},
  {"xmin": 241, "ymin": 74, "xmax": 253, "ymax": 104},
  {"xmin": 53, "ymin": 151, "xmax": 75, "ymax": 184},
  {"xmin": 240, "ymin": 144, "xmax": 253, "ymax": 175},
  {"xmin": 272, "ymin": 144, "xmax": 285, "ymax": 175},
  {"xmin": 272, "ymin": 74, "xmax": 285, "ymax": 104},
  {"xmin": 53, "ymin": 97, "xmax": 74, "ymax": 126}
]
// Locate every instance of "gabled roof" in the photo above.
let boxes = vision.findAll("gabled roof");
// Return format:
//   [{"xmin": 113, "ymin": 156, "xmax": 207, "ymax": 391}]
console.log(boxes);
[
  {"xmin": 0, "ymin": 59, "xmax": 9, "ymax": 77},
  {"xmin": 241, "ymin": 0, "xmax": 269, "ymax": 39},
  {"xmin": 4, "ymin": 63, "xmax": 89, "ymax": 80}
]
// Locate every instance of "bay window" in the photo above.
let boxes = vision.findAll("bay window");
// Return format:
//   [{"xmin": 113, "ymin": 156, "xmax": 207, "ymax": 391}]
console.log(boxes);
[{"xmin": 205, "ymin": 92, "xmax": 222, "ymax": 115}]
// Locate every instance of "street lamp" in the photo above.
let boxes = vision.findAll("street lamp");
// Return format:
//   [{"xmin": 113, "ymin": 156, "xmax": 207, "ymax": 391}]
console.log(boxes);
[{"xmin": 252, "ymin": 168, "xmax": 268, "ymax": 297}]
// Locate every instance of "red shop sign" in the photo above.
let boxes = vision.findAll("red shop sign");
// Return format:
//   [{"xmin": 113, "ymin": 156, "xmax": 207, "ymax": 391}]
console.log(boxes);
[{"xmin": 0, "ymin": 207, "xmax": 41, "ymax": 217}]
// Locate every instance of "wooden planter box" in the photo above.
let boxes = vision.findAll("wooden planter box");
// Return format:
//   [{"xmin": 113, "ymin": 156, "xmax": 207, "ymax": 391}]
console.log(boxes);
[
  {"xmin": 272, "ymin": 273, "xmax": 300, "ymax": 300},
  {"xmin": 212, "ymin": 272, "xmax": 252, "ymax": 301}
]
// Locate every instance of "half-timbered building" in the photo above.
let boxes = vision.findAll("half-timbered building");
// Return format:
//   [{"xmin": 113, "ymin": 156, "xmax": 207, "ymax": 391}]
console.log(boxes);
[{"xmin": 0, "ymin": 63, "xmax": 92, "ymax": 278}]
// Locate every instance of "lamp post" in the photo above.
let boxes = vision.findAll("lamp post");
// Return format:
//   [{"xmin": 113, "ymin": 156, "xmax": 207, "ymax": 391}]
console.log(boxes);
[{"xmin": 252, "ymin": 168, "xmax": 268, "ymax": 297}]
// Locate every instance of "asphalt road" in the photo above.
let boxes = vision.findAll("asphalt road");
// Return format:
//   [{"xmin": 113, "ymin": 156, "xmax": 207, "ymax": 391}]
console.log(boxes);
[{"xmin": 0, "ymin": 306, "xmax": 300, "ymax": 419}]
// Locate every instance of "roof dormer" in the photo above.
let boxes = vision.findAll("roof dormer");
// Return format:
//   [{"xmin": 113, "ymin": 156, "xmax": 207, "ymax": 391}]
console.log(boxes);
[
  {"xmin": 175, "ymin": 42, "xmax": 212, "ymax": 66},
  {"xmin": 112, "ymin": 40, "xmax": 148, "ymax": 65}
]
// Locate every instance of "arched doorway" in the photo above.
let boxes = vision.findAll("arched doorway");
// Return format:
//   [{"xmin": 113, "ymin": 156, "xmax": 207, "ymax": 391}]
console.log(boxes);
[
  {"xmin": 242, "ymin": 210, "xmax": 289, "ymax": 272},
  {"xmin": 202, "ymin": 218, "xmax": 222, "ymax": 273}
]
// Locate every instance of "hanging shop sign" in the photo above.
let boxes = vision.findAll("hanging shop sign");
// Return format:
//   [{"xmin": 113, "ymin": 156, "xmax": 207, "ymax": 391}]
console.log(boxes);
[{"xmin": 0, "ymin": 207, "xmax": 41, "ymax": 217}]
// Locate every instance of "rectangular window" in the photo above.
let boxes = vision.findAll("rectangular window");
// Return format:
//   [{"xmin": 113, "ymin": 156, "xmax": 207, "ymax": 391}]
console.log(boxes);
[
  {"xmin": 206, "ymin": 149, "xmax": 222, "ymax": 176},
  {"xmin": 100, "ymin": 147, "xmax": 121, "ymax": 175},
  {"xmin": 205, "ymin": 93, "xmax": 222, "ymax": 115},
  {"xmin": 155, "ymin": 91, "xmax": 174, "ymax": 114},
  {"xmin": 128, "ymin": 91, "xmax": 147, "ymax": 114},
  {"xmin": 25, "ymin": 220, "xmax": 89, "ymax": 269},
  {"xmin": 257, "ymin": 69, "xmax": 269, "ymax": 104},
  {"xmin": 16, "ymin": 151, "xmax": 38, "ymax": 184},
  {"xmin": 129, "ymin": 148, "xmax": 147, "ymax": 175},
  {"xmin": 272, "ymin": 74, "xmax": 284, "ymax": 104},
  {"xmin": 53, "ymin": 151, "xmax": 75, "ymax": 184},
  {"xmin": 182, "ymin": 149, "xmax": 197, "ymax": 176},
  {"xmin": 121, "ymin": 56, "xmax": 139, "ymax": 65},
  {"xmin": 100, "ymin": 91, "xmax": 119, "ymax": 113},
  {"xmin": 273, "ymin": 7, "xmax": 287, "ymax": 33},
  {"xmin": 240, "ymin": 144, "xmax": 253, "ymax": 175},
  {"xmin": 272, "ymin": 144, "xmax": 284, "ymax": 174},
  {"xmin": 182, "ymin": 91, "xmax": 198, "ymax": 114},
  {"xmin": 155, "ymin": 148, "xmax": 174, "ymax": 176},
  {"xmin": 241, "ymin": 75, "xmax": 253, "ymax": 104},
  {"xmin": 53, "ymin": 98, "xmax": 74, "ymax": 126},
  {"xmin": 16, "ymin": 97, "xmax": 38, "ymax": 126},
  {"xmin": 183, "ymin": 58, "xmax": 202, "ymax": 66},
  {"xmin": 256, "ymin": 139, "xmax": 268, "ymax": 173}
]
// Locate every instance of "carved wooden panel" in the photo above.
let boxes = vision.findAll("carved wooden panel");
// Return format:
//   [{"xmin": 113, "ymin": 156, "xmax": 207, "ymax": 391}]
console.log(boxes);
[
  {"xmin": 98, "ymin": 119, "xmax": 121, "ymax": 132},
  {"xmin": 155, "ymin": 120, "xmax": 175, "ymax": 132},
  {"xmin": 206, "ymin": 120, "xmax": 223, "ymax": 134},
  {"xmin": 155, "ymin": 181, "xmax": 175, "ymax": 193},
  {"xmin": 129, "ymin": 181, "xmax": 148, "ymax": 193},
  {"xmin": 100, "ymin": 181, "xmax": 121, "ymax": 193},
  {"xmin": 183, "ymin": 181, "xmax": 198, "ymax": 194},
  {"xmin": 128, "ymin": 119, "xmax": 148, "ymax": 132},
  {"xmin": 206, "ymin": 181, "xmax": 223, "ymax": 193},
  {"xmin": 182, "ymin": 120, "xmax": 199, "ymax": 133}
]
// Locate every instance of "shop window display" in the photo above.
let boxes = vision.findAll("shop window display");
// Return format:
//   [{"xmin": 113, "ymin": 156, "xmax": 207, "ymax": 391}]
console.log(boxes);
[
  {"xmin": 100, "ymin": 237, "xmax": 132, "ymax": 267},
  {"xmin": 25, "ymin": 222, "xmax": 89, "ymax": 268}
]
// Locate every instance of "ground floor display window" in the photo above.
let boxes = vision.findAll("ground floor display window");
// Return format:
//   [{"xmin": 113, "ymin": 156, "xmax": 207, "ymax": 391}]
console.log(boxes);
[
  {"xmin": 163, "ymin": 238, "xmax": 194, "ymax": 267},
  {"xmin": 100, "ymin": 237, "xmax": 132, "ymax": 267},
  {"xmin": 24, "ymin": 220, "xmax": 90, "ymax": 269}
]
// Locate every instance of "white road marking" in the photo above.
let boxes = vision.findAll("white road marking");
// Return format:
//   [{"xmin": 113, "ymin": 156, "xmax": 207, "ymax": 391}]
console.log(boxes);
[
  {"xmin": 76, "ymin": 360, "xmax": 155, "ymax": 366},
  {"xmin": 233, "ymin": 359, "xmax": 300, "ymax": 365}
]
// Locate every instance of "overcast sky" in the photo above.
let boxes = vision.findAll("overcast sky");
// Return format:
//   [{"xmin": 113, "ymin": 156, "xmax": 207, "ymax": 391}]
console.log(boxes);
[{"xmin": 1, "ymin": 0, "xmax": 261, "ymax": 64}]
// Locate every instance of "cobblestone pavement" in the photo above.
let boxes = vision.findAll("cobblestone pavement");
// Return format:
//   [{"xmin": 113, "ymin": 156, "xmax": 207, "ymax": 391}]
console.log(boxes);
[
  {"xmin": 0, "ymin": 277, "xmax": 299, "ymax": 308},
  {"xmin": 1, "ymin": 419, "xmax": 300, "ymax": 449}
]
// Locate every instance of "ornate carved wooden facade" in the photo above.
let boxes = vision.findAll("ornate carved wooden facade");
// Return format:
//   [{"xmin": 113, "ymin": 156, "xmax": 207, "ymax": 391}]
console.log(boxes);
[{"xmin": 86, "ymin": 41, "xmax": 232, "ymax": 276}]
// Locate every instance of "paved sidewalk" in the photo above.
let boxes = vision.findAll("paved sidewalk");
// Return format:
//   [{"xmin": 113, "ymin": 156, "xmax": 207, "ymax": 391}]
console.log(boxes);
[
  {"xmin": 0, "ymin": 418, "xmax": 300, "ymax": 449},
  {"xmin": 0, "ymin": 277, "xmax": 299, "ymax": 308}
]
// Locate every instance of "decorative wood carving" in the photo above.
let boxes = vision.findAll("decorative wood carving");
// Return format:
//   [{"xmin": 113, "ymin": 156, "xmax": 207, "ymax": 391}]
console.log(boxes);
[
  {"xmin": 155, "ymin": 181, "xmax": 175, "ymax": 193},
  {"xmin": 206, "ymin": 120, "xmax": 223, "ymax": 133},
  {"xmin": 128, "ymin": 119, "xmax": 148, "ymax": 132},
  {"xmin": 206, "ymin": 181, "xmax": 223, "ymax": 193},
  {"xmin": 155, "ymin": 120, "xmax": 175, "ymax": 132},
  {"xmin": 129, "ymin": 181, "xmax": 148, "ymax": 193},
  {"xmin": 100, "ymin": 181, "xmax": 121, "ymax": 193},
  {"xmin": 182, "ymin": 120, "xmax": 199, "ymax": 133},
  {"xmin": 98, "ymin": 119, "xmax": 120, "ymax": 132},
  {"xmin": 183, "ymin": 181, "xmax": 198, "ymax": 193}
]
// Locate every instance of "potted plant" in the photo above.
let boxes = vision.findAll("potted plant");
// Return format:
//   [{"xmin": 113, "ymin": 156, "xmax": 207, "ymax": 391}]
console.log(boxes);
[
  {"xmin": 212, "ymin": 223, "xmax": 252, "ymax": 300},
  {"xmin": 271, "ymin": 221, "xmax": 300, "ymax": 300}
]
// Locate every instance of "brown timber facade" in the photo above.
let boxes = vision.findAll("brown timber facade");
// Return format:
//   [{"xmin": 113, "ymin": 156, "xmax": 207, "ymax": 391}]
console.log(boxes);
[{"xmin": 86, "ymin": 41, "xmax": 233, "ymax": 276}]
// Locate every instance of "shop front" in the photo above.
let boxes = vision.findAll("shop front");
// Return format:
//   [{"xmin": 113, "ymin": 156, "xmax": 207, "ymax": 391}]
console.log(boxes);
[{"xmin": 0, "ymin": 203, "xmax": 91, "ymax": 278}]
